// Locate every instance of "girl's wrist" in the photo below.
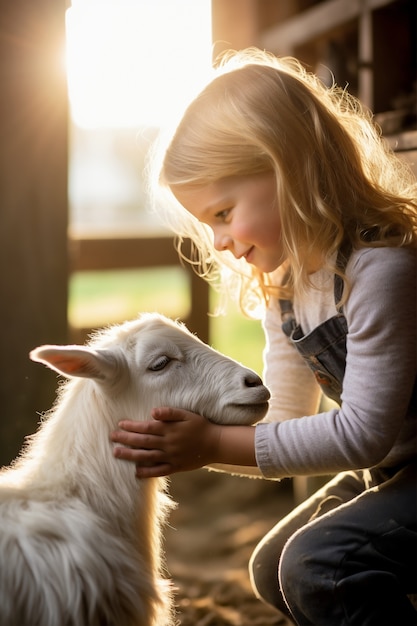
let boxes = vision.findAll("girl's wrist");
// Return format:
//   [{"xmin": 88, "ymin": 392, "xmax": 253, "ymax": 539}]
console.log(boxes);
[{"xmin": 216, "ymin": 425, "xmax": 257, "ymax": 466}]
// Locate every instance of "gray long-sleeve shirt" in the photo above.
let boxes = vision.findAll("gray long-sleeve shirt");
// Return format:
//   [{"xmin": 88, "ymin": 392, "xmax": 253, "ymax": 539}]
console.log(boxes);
[{"xmin": 255, "ymin": 246, "xmax": 417, "ymax": 479}]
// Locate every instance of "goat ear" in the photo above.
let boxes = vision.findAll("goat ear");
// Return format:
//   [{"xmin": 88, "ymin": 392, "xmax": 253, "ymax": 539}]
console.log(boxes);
[{"xmin": 30, "ymin": 345, "xmax": 117, "ymax": 381}]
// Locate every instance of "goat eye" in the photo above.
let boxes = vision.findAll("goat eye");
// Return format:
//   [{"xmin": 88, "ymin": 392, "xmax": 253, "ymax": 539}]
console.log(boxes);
[{"xmin": 148, "ymin": 355, "xmax": 171, "ymax": 371}]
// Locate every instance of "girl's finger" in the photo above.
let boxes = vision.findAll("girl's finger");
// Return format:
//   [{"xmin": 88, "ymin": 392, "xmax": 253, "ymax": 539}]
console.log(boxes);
[
  {"xmin": 151, "ymin": 406, "xmax": 198, "ymax": 422},
  {"xmin": 116, "ymin": 419, "xmax": 164, "ymax": 434},
  {"xmin": 135, "ymin": 464, "xmax": 172, "ymax": 478},
  {"xmin": 113, "ymin": 446, "xmax": 164, "ymax": 462}
]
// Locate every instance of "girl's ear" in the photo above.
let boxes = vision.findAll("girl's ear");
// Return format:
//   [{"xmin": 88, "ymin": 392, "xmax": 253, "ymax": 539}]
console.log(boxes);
[{"xmin": 30, "ymin": 345, "xmax": 118, "ymax": 382}]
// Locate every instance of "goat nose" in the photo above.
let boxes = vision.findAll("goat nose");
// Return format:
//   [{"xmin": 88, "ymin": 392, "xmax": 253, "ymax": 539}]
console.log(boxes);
[{"xmin": 244, "ymin": 372, "xmax": 263, "ymax": 388}]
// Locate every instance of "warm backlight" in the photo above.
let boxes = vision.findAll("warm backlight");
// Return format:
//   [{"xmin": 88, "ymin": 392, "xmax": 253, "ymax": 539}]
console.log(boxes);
[{"xmin": 66, "ymin": 0, "xmax": 213, "ymax": 128}]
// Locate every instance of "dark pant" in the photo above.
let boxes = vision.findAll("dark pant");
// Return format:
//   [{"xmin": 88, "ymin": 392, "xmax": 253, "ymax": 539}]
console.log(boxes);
[{"xmin": 249, "ymin": 461, "xmax": 417, "ymax": 625}]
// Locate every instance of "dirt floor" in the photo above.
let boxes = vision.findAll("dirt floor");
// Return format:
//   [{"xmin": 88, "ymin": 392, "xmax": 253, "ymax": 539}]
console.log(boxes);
[{"xmin": 164, "ymin": 469, "xmax": 296, "ymax": 626}]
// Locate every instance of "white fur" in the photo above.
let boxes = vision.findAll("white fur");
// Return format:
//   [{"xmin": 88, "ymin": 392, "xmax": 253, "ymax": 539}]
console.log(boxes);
[{"xmin": 0, "ymin": 313, "xmax": 269, "ymax": 626}]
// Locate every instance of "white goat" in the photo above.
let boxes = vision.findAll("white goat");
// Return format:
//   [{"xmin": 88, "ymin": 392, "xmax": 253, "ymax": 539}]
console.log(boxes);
[{"xmin": 0, "ymin": 313, "xmax": 270, "ymax": 626}]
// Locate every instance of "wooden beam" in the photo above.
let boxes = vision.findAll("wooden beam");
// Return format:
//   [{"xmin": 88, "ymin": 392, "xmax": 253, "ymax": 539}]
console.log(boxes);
[
  {"xmin": 69, "ymin": 234, "xmax": 181, "ymax": 272},
  {"xmin": 260, "ymin": 0, "xmax": 395, "ymax": 54}
]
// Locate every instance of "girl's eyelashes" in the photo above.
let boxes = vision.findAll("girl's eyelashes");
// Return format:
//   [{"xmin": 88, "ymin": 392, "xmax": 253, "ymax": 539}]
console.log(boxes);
[{"xmin": 214, "ymin": 208, "xmax": 232, "ymax": 221}]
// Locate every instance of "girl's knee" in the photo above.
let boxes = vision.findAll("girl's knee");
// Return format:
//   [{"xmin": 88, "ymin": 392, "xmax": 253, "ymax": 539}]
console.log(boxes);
[
  {"xmin": 249, "ymin": 543, "xmax": 278, "ymax": 605},
  {"xmin": 249, "ymin": 538, "xmax": 288, "ymax": 612},
  {"xmin": 279, "ymin": 529, "xmax": 310, "ymax": 600},
  {"xmin": 279, "ymin": 525, "xmax": 335, "ymax": 613}
]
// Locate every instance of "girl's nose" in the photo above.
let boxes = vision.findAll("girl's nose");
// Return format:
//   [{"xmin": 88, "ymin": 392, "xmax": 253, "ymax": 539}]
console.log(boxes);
[{"xmin": 213, "ymin": 232, "xmax": 233, "ymax": 252}]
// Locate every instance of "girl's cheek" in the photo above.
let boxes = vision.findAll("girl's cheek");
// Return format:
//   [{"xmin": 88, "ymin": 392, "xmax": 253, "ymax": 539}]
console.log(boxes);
[{"xmin": 231, "ymin": 220, "xmax": 254, "ymax": 241}]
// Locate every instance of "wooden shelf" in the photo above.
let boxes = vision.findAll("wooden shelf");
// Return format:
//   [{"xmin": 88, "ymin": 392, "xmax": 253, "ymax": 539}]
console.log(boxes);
[{"xmin": 259, "ymin": 0, "xmax": 416, "ymax": 118}]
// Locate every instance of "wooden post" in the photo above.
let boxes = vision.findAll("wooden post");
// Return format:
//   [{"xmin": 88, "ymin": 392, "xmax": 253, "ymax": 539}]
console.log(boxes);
[
  {"xmin": 0, "ymin": 1, "xmax": 68, "ymax": 465},
  {"xmin": 211, "ymin": 0, "xmax": 261, "ymax": 59}
]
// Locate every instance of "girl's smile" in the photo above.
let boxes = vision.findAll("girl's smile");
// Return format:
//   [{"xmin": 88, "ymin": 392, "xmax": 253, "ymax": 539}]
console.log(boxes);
[{"xmin": 171, "ymin": 172, "xmax": 285, "ymax": 273}]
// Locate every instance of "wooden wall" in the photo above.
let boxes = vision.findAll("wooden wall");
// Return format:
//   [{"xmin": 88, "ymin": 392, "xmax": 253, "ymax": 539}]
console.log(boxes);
[{"xmin": 0, "ymin": 1, "xmax": 68, "ymax": 465}]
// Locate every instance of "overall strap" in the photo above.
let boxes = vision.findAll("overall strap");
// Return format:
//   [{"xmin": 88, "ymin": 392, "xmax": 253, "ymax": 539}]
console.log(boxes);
[
  {"xmin": 279, "ymin": 293, "xmax": 297, "ymax": 336},
  {"xmin": 334, "ymin": 240, "xmax": 352, "ymax": 311}
]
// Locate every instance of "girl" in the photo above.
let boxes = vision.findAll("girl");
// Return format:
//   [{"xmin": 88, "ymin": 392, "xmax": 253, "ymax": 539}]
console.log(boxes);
[{"xmin": 111, "ymin": 49, "xmax": 417, "ymax": 625}]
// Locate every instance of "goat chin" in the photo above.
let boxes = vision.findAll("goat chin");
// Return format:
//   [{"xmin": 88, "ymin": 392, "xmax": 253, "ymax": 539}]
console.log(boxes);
[{"xmin": 0, "ymin": 312, "xmax": 270, "ymax": 626}]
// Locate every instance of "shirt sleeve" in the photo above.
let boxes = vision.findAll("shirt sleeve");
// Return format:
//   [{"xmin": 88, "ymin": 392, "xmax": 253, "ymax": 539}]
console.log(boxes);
[{"xmin": 255, "ymin": 247, "xmax": 417, "ymax": 478}]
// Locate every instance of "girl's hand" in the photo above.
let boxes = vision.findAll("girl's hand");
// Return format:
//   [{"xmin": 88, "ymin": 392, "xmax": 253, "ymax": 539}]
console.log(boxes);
[
  {"xmin": 110, "ymin": 407, "xmax": 222, "ymax": 477},
  {"xmin": 110, "ymin": 407, "xmax": 257, "ymax": 478}
]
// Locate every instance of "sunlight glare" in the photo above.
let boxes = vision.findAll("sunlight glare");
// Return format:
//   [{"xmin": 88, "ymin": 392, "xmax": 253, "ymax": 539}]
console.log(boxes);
[{"xmin": 66, "ymin": 0, "xmax": 213, "ymax": 128}]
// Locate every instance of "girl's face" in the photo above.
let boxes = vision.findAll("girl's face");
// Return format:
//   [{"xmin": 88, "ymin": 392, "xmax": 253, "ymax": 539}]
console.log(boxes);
[{"xmin": 172, "ymin": 172, "xmax": 285, "ymax": 273}]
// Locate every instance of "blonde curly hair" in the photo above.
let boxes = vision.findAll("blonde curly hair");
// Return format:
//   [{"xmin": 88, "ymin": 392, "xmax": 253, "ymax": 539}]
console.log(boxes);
[{"xmin": 153, "ymin": 48, "xmax": 417, "ymax": 317}]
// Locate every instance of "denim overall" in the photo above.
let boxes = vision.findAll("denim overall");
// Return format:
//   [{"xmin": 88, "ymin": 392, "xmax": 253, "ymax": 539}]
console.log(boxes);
[
  {"xmin": 279, "ymin": 269, "xmax": 347, "ymax": 406},
  {"xmin": 249, "ymin": 253, "xmax": 417, "ymax": 625}
]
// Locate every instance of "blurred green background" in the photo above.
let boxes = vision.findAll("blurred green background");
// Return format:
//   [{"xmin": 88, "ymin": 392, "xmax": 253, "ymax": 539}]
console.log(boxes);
[{"xmin": 69, "ymin": 266, "xmax": 265, "ymax": 376}]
